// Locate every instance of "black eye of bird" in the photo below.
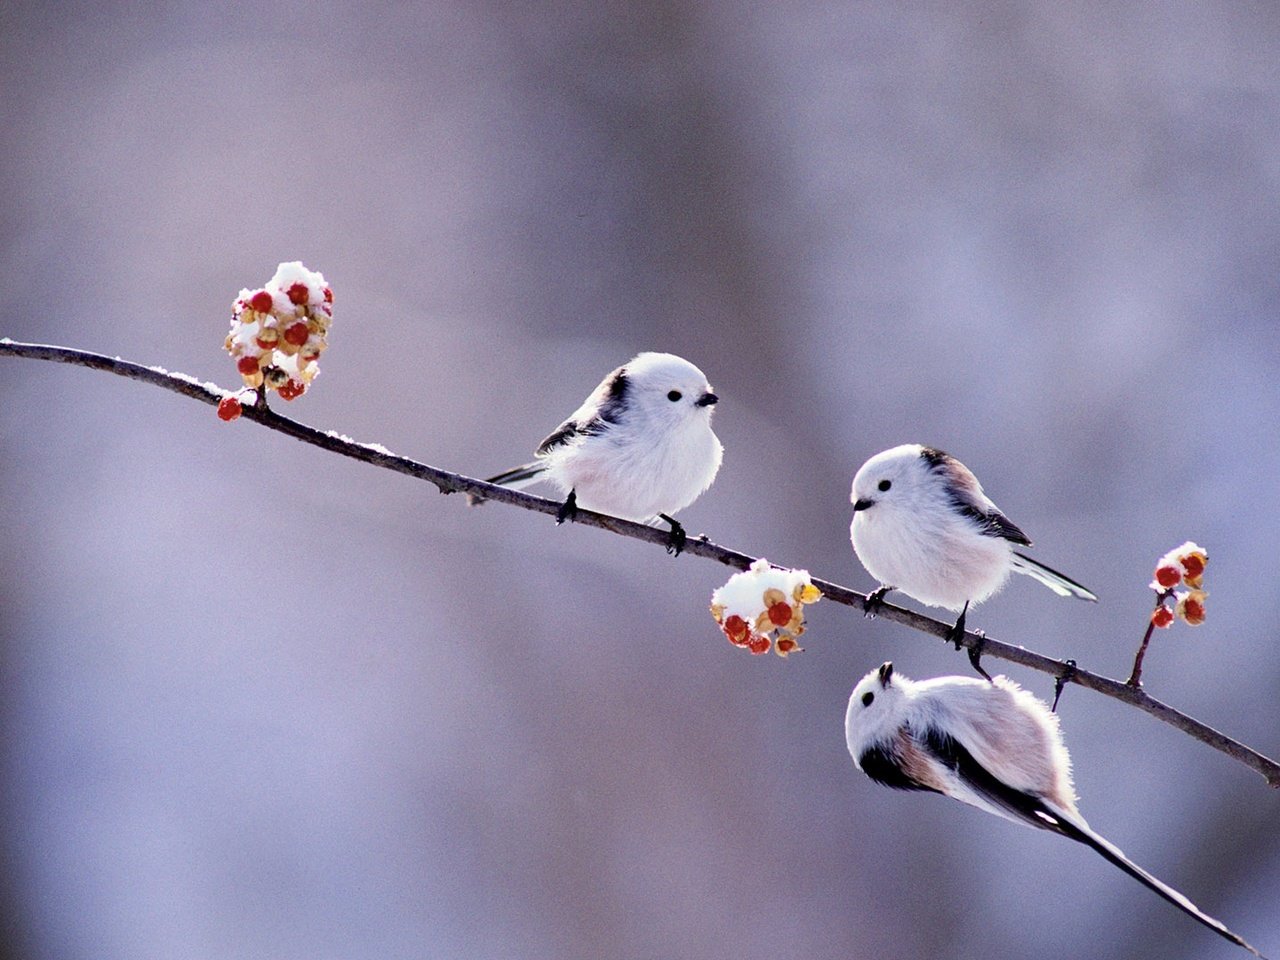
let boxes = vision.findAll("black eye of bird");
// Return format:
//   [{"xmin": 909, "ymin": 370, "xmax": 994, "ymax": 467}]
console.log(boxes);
[
  {"xmin": 667, "ymin": 390, "xmax": 682, "ymax": 402},
  {"xmin": 862, "ymin": 691, "xmax": 874, "ymax": 706},
  {"xmin": 877, "ymin": 479, "xmax": 892, "ymax": 492}
]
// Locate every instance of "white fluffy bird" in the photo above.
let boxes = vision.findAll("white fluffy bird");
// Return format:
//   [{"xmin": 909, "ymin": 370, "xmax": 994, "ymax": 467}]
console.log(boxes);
[
  {"xmin": 844, "ymin": 662, "xmax": 1266, "ymax": 957},
  {"xmin": 850, "ymin": 444, "xmax": 1095, "ymax": 664},
  {"xmin": 478, "ymin": 351, "xmax": 723, "ymax": 554}
]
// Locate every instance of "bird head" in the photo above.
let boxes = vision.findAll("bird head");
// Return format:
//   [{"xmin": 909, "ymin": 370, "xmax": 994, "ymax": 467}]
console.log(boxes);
[
  {"xmin": 850, "ymin": 443, "xmax": 943, "ymax": 515},
  {"xmin": 844, "ymin": 660, "xmax": 909, "ymax": 760},
  {"xmin": 623, "ymin": 352, "xmax": 719, "ymax": 429}
]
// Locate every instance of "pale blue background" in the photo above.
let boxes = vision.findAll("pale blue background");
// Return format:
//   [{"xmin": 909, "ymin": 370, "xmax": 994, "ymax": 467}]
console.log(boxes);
[{"xmin": 2, "ymin": 3, "xmax": 1278, "ymax": 958}]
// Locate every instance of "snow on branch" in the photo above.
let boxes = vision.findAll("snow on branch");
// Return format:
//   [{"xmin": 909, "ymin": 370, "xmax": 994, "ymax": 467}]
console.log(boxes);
[{"xmin": 3, "ymin": 337, "xmax": 1278, "ymax": 789}]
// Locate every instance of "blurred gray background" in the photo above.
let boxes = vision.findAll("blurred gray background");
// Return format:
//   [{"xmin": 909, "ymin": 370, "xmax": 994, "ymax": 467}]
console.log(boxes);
[{"xmin": 2, "ymin": 2, "xmax": 1278, "ymax": 958}]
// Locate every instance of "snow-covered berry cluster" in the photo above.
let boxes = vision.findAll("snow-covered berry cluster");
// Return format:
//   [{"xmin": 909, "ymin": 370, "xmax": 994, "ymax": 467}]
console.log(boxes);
[
  {"xmin": 710, "ymin": 559, "xmax": 822, "ymax": 657},
  {"xmin": 1150, "ymin": 541, "xmax": 1208, "ymax": 628},
  {"xmin": 224, "ymin": 262, "xmax": 333, "ymax": 400}
]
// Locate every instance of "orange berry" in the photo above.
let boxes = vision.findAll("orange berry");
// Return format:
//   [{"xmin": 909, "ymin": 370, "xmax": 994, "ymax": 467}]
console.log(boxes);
[{"xmin": 1177, "ymin": 593, "xmax": 1207, "ymax": 626}]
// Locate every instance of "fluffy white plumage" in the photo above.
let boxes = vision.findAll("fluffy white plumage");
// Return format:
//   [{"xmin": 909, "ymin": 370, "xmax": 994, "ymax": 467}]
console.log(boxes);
[
  {"xmin": 844, "ymin": 662, "xmax": 1265, "ymax": 957},
  {"xmin": 849, "ymin": 444, "xmax": 1096, "ymax": 612},
  {"xmin": 481, "ymin": 352, "xmax": 723, "ymax": 547}
]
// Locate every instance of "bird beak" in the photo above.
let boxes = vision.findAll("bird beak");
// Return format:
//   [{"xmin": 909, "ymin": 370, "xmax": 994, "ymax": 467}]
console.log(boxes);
[
  {"xmin": 696, "ymin": 392, "xmax": 718, "ymax": 407},
  {"xmin": 877, "ymin": 661, "xmax": 894, "ymax": 687},
  {"xmin": 853, "ymin": 497, "xmax": 875, "ymax": 512}
]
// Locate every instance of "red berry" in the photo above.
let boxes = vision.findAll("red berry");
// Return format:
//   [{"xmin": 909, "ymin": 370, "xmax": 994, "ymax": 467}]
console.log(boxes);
[
  {"xmin": 746, "ymin": 635, "xmax": 771, "ymax": 655},
  {"xmin": 776, "ymin": 637, "xmax": 799, "ymax": 655},
  {"xmin": 723, "ymin": 615, "xmax": 750, "ymax": 645},
  {"xmin": 216, "ymin": 396, "xmax": 242, "ymax": 421},
  {"xmin": 1154, "ymin": 565, "xmax": 1181, "ymax": 589},
  {"xmin": 277, "ymin": 379, "xmax": 306, "ymax": 401},
  {"xmin": 286, "ymin": 282, "xmax": 309, "ymax": 305},
  {"xmin": 323, "ymin": 286, "xmax": 333, "ymax": 303},
  {"xmin": 283, "ymin": 322, "xmax": 309, "ymax": 346},
  {"xmin": 1151, "ymin": 605, "xmax": 1175, "ymax": 629},
  {"xmin": 249, "ymin": 290, "xmax": 274, "ymax": 313},
  {"xmin": 1180, "ymin": 554, "xmax": 1205, "ymax": 579},
  {"xmin": 767, "ymin": 601, "xmax": 793, "ymax": 627},
  {"xmin": 236, "ymin": 356, "xmax": 260, "ymax": 375}
]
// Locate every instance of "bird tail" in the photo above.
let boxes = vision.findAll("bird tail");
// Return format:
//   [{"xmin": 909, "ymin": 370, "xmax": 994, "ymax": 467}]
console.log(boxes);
[
  {"xmin": 467, "ymin": 462, "xmax": 545, "ymax": 506},
  {"xmin": 1011, "ymin": 552, "xmax": 1098, "ymax": 602},
  {"xmin": 1050, "ymin": 808, "xmax": 1266, "ymax": 958}
]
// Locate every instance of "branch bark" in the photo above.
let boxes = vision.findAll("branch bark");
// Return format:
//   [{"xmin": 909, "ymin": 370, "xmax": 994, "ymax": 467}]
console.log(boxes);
[{"xmin": 4, "ymin": 337, "xmax": 1278, "ymax": 789}]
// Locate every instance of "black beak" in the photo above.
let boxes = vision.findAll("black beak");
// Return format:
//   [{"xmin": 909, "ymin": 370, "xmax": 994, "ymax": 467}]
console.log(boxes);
[
  {"xmin": 696, "ymin": 392, "xmax": 718, "ymax": 407},
  {"xmin": 877, "ymin": 661, "xmax": 894, "ymax": 687},
  {"xmin": 853, "ymin": 497, "xmax": 875, "ymax": 512}
]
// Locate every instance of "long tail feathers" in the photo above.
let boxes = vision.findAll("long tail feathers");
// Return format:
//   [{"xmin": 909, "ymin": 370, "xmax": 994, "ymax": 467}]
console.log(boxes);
[
  {"xmin": 467, "ymin": 462, "xmax": 545, "ymax": 506},
  {"xmin": 1011, "ymin": 552, "xmax": 1098, "ymax": 602},
  {"xmin": 1053, "ymin": 811, "xmax": 1266, "ymax": 958}
]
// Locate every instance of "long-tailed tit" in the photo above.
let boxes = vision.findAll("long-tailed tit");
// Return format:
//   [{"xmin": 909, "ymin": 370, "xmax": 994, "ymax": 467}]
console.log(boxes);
[
  {"xmin": 475, "ymin": 351, "xmax": 722, "ymax": 554},
  {"xmin": 850, "ymin": 444, "xmax": 1096, "ymax": 669},
  {"xmin": 844, "ymin": 662, "xmax": 1266, "ymax": 957}
]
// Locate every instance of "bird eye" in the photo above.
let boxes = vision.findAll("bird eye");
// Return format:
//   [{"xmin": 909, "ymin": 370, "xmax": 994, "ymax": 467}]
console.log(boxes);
[
  {"xmin": 877, "ymin": 479, "xmax": 892, "ymax": 492},
  {"xmin": 861, "ymin": 691, "xmax": 875, "ymax": 707},
  {"xmin": 667, "ymin": 390, "xmax": 682, "ymax": 402}
]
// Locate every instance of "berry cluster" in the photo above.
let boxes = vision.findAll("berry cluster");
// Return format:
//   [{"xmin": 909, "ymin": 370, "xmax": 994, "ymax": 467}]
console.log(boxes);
[
  {"xmin": 710, "ymin": 559, "xmax": 822, "ymax": 657},
  {"xmin": 1150, "ymin": 541, "xmax": 1208, "ymax": 628},
  {"xmin": 223, "ymin": 261, "xmax": 333, "ymax": 404}
]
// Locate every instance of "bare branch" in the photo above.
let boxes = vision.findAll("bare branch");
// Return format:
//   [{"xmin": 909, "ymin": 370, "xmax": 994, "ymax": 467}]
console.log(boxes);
[{"xmin": 4, "ymin": 337, "xmax": 1278, "ymax": 789}]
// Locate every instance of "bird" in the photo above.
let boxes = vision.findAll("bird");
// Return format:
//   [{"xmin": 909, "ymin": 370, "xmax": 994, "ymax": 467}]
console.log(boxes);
[
  {"xmin": 850, "ymin": 444, "xmax": 1095, "ymax": 672},
  {"xmin": 474, "ymin": 351, "xmax": 722, "ymax": 554},
  {"xmin": 844, "ymin": 661, "xmax": 1266, "ymax": 958}
]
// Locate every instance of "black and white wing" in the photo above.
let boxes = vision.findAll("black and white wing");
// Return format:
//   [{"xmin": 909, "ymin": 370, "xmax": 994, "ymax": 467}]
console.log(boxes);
[
  {"xmin": 919, "ymin": 447, "xmax": 1031, "ymax": 545},
  {"xmin": 536, "ymin": 364, "xmax": 631, "ymax": 455}
]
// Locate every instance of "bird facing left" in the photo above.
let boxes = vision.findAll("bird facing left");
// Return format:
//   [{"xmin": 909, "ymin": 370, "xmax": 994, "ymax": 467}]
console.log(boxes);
[
  {"xmin": 474, "ymin": 351, "xmax": 723, "ymax": 554},
  {"xmin": 843, "ymin": 662, "xmax": 1267, "ymax": 958}
]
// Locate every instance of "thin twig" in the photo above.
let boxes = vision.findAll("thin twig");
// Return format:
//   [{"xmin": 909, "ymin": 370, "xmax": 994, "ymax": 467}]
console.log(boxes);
[
  {"xmin": 4, "ymin": 337, "xmax": 1278, "ymax": 789},
  {"xmin": 1128, "ymin": 589, "xmax": 1173, "ymax": 686}
]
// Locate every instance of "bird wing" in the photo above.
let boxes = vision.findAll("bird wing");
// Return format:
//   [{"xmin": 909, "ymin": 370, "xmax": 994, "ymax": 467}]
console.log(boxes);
[
  {"xmin": 921, "ymin": 448, "xmax": 1032, "ymax": 545},
  {"xmin": 536, "ymin": 365, "xmax": 630, "ymax": 455},
  {"xmin": 918, "ymin": 724, "xmax": 1063, "ymax": 832},
  {"xmin": 536, "ymin": 417, "xmax": 587, "ymax": 454}
]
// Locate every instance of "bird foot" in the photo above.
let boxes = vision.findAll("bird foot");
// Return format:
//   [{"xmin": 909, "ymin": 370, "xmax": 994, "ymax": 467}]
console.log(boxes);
[
  {"xmin": 864, "ymin": 585, "xmax": 895, "ymax": 619},
  {"xmin": 966, "ymin": 632, "xmax": 993, "ymax": 682},
  {"xmin": 658, "ymin": 514, "xmax": 687, "ymax": 556},
  {"xmin": 556, "ymin": 489, "xmax": 579, "ymax": 525},
  {"xmin": 944, "ymin": 601, "xmax": 970, "ymax": 652},
  {"xmin": 1051, "ymin": 660, "xmax": 1077, "ymax": 712}
]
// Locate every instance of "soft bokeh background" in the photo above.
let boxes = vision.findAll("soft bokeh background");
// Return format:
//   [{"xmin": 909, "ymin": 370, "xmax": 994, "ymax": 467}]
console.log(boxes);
[{"xmin": 2, "ymin": 2, "xmax": 1278, "ymax": 958}]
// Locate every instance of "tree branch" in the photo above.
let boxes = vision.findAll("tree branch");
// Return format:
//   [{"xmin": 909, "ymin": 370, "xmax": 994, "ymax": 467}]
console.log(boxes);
[{"xmin": 5, "ymin": 337, "xmax": 1278, "ymax": 789}]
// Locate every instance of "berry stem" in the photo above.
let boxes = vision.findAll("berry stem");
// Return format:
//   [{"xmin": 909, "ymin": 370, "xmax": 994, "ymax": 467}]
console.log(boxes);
[{"xmin": 1127, "ymin": 589, "xmax": 1174, "ymax": 686}]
